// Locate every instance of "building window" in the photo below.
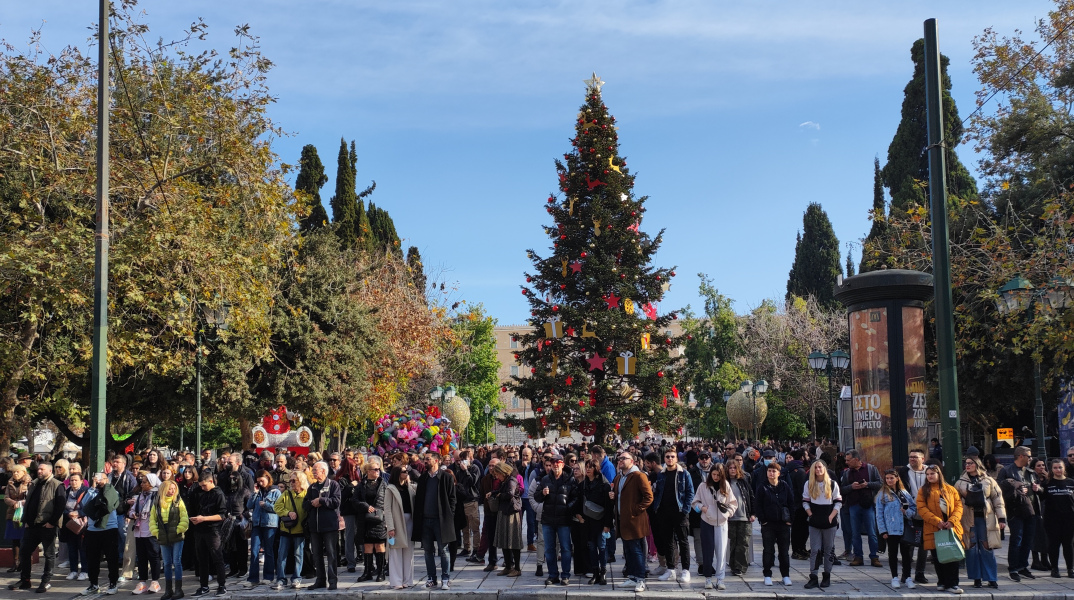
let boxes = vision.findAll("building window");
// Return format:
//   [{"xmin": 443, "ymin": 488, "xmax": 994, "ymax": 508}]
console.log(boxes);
[
  {"xmin": 510, "ymin": 339, "xmax": 518, "ymax": 349},
  {"xmin": 512, "ymin": 396, "xmax": 519, "ymax": 408},
  {"xmin": 510, "ymin": 366, "xmax": 519, "ymax": 376}
]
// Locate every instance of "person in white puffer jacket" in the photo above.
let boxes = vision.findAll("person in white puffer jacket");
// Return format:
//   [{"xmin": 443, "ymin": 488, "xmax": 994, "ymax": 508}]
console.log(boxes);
[{"xmin": 691, "ymin": 464, "xmax": 739, "ymax": 590}]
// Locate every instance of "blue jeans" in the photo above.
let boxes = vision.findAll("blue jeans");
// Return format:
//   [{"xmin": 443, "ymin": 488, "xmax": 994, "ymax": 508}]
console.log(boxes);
[
  {"xmin": 160, "ymin": 541, "xmax": 183, "ymax": 581},
  {"xmin": 542, "ymin": 524, "xmax": 572, "ymax": 579},
  {"xmin": 966, "ymin": 516, "xmax": 997, "ymax": 582},
  {"xmin": 522, "ymin": 500, "xmax": 537, "ymax": 545},
  {"xmin": 276, "ymin": 535, "xmax": 304, "ymax": 583},
  {"xmin": 67, "ymin": 537, "xmax": 88, "ymax": 573},
  {"xmin": 622, "ymin": 537, "xmax": 646, "ymax": 581},
  {"xmin": 422, "ymin": 517, "xmax": 450, "ymax": 582},
  {"xmin": 848, "ymin": 504, "xmax": 878, "ymax": 559},
  {"xmin": 1007, "ymin": 515, "xmax": 1034, "ymax": 574},
  {"xmin": 116, "ymin": 515, "xmax": 128, "ymax": 560},
  {"xmin": 248, "ymin": 526, "xmax": 277, "ymax": 583}
]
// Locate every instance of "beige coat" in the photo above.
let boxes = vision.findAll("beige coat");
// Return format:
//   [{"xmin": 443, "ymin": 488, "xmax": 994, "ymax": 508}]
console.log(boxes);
[
  {"xmin": 384, "ymin": 482, "xmax": 417, "ymax": 550},
  {"xmin": 954, "ymin": 473, "xmax": 1006, "ymax": 550}
]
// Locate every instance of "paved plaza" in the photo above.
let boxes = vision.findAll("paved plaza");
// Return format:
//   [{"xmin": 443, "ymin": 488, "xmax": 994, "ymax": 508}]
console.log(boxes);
[{"xmin": 15, "ymin": 521, "xmax": 1074, "ymax": 600}]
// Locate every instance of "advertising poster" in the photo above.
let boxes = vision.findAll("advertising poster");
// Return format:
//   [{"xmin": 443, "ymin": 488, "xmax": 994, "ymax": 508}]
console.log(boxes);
[
  {"xmin": 850, "ymin": 307, "xmax": 892, "ymax": 471},
  {"xmin": 902, "ymin": 307, "xmax": 930, "ymax": 453},
  {"xmin": 1059, "ymin": 379, "xmax": 1074, "ymax": 458}
]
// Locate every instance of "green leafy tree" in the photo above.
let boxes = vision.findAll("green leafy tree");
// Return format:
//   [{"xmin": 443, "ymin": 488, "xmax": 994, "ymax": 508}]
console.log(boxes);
[
  {"xmin": 509, "ymin": 77, "xmax": 685, "ymax": 442},
  {"xmin": 881, "ymin": 38, "xmax": 978, "ymax": 214},
  {"xmin": 786, "ymin": 203, "xmax": 842, "ymax": 310},
  {"xmin": 296, "ymin": 144, "xmax": 329, "ymax": 231},
  {"xmin": 439, "ymin": 305, "xmax": 502, "ymax": 443}
]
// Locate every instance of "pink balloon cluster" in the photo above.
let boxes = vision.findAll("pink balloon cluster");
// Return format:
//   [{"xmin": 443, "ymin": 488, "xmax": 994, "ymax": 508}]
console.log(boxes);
[{"xmin": 369, "ymin": 407, "xmax": 457, "ymax": 456}]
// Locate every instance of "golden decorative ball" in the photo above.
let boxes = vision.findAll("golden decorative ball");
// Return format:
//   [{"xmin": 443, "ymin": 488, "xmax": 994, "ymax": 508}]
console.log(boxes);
[
  {"xmin": 441, "ymin": 396, "xmax": 471, "ymax": 434},
  {"xmin": 726, "ymin": 390, "xmax": 767, "ymax": 430}
]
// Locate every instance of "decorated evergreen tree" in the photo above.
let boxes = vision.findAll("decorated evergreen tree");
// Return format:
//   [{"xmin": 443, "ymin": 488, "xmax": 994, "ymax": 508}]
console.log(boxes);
[
  {"xmin": 296, "ymin": 144, "xmax": 329, "ymax": 231},
  {"xmin": 786, "ymin": 202, "xmax": 842, "ymax": 310},
  {"xmin": 508, "ymin": 74, "xmax": 686, "ymax": 442}
]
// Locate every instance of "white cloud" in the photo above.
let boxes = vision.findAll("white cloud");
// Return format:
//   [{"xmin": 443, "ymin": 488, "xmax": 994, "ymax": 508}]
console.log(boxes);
[{"xmin": 799, "ymin": 121, "xmax": 821, "ymax": 131}]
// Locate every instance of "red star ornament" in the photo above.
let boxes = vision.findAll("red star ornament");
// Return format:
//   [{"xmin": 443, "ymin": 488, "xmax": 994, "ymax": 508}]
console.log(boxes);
[
  {"xmin": 603, "ymin": 293, "xmax": 621, "ymax": 310},
  {"xmin": 586, "ymin": 354, "xmax": 607, "ymax": 372},
  {"xmin": 565, "ymin": 326, "xmax": 576, "ymax": 337},
  {"xmin": 570, "ymin": 261, "xmax": 582, "ymax": 274}
]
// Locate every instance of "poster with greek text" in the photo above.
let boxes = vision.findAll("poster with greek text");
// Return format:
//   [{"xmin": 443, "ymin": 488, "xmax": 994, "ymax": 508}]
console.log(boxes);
[
  {"xmin": 850, "ymin": 308, "xmax": 892, "ymax": 471},
  {"xmin": 903, "ymin": 307, "xmax": 930, "ymax": 453}
]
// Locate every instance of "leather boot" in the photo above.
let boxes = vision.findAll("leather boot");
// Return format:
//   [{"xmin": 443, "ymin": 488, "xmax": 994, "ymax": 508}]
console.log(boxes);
[
  {"xmin": 820, "ymin": 572, "xmax": 831, "ymax": 588},
  {"xmin": 161, "ymin": 579, "xmax": 174, "ymax": 600},
  {"xmin": 173, "ymin": 580, "xmax": 184, "ymax": 600},
  {"xmin": 374, "ymin": 552, "xmax": 386, "ymax": 582},
  {"xmin": 804, "ymin": 574, "xmax": 819, "ymax": 589},
  {"xmin": 357, "ymin": 554, "xmax": 375, "ymax": 582},
  {"xmin": 597, "ymin": 569, "xmax": 607, "ymax": 585}
]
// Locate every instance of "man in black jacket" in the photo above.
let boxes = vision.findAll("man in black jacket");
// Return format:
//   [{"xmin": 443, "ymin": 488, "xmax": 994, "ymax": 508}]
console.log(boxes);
[
  {"xmin": 449, "ymin": 450, "xmax": 481, "ymax": 557},
  {"xmin": 783, "ymin": 449, "xmax": 810, "ymax": 560},
  {"xmin": 8, "ymin": 463, "xmax": 66, "ymax": 593},
  {"xmin": 534, "ymin": 453, "xmax": 577, "ymax": 586},
  {"xmin": 412, "ymin": 452, "xmax": 457, "ymax": 590},
  {"xmin": 754, "ymin": 462, "xmax": 794, "ymax": 586},
  {"xmin": 303, "ymin": 461, "xmax": 341, "ymax": 590},
  {"xmin": 189, "ymin": 470, "xmax": 228, "ymax": 597}
]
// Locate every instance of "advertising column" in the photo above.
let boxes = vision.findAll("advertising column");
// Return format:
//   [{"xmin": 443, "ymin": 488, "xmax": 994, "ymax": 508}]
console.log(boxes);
[
  {"xmin": 850, "ymin": 307, "xmax": 892, "ymax": 471},
  {"xmin": 902, "ymin": 307, "xmax": 930, "ymax": 452}
]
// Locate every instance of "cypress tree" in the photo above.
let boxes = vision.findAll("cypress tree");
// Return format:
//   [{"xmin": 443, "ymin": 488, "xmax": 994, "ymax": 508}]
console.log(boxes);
[
  {"xmin": 295, "ymin": 144, "xmax": 329, "ymax": 231},
  {"xmin": 860, "ymin": 157, "xmax": 889, "ymax": 273},
  {"xmin": 786, "ymin": 203, "xmax": 843, "ymax": 310},
  {"xmin": 881, "ymin": 39, "xmax": 977, "ymax": 213},
  {"xmin": 406, "ymin": 246, "xmax": 427, "ymax": 300},
  {"xmin": 329, "ymin": 138, "xmax": 357, "ymax": 248}
]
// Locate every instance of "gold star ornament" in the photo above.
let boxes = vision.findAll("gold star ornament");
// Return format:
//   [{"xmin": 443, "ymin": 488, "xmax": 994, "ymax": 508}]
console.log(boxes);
[{"xmin": 584, "ymin": 72, "xmax": 605, "ymax": 94}]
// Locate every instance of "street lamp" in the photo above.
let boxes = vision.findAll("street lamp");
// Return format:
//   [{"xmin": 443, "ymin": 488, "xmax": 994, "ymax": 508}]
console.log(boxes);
[
  {"xmin": 809, "ymin": 349, "xmax": 851, "ymax": 443},
  {"xmin": 740, "ymin": 379, "xmax": 768, "ymax": 443},
  {"xmin": 994, "ymin": 275, "xmax": 1072, "ymax": 460},
  {"xmin": 484, "ymin": 404, "xmax": 492, "ymax": 446},
  {"xmin": 723, "ymin": 391, "xmax": 732, "ymax": 442},
  {"xmin": 195, "ymin": 301, "xmax": 230, "ymax": 457}
]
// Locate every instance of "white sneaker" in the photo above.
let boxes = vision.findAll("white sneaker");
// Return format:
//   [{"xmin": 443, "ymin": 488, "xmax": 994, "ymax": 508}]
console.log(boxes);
[
  {"xmin": 78, "ymin": 572, "xmax": 89, "ymax": 581},
  {"xmin": 132, "ymin": 581, "xmax": 148, "ymax": 595},
  {"xmin": 704, "ymin": 578, "xmax": 713, "ymax": 589},
  {"xmin": 68, "ymin": 571, "xmax": 80, "ymax": 580},
  {"xmin": 782, "ymin": 576, "xmax": 792, "ymax": 586},
  {"xmin": 440, "ymin": 580, "xmax": 450, "ymax": 590},
  {"xmin": 716, "ymin": 579, "xmax": 726, "ymax": 590},
  {"xmin": 764, "ymin": 576, "xmax": 773, "ymax": 586},
  {"xmin": 678, "ymin": 570, "xmax": 691, "ymax": 584},
  {"xmin": 948, "ymin": 586, "xmax": 964, "ymax": 595},
  {"xmin": 59, "ymin": 561, "xmax": 71, "ymax": 569},
  {"xmin": 658, "ymin": 569, "xmax": 676, "ymax": 581},
  {"xmin": 634, "ymin": 579, "xmax": 646, "ymax": 592},
  {"xmin": 652, "ymin": 565, "xmax": 668, "ymax": 576},
  {"xmin": 905, "ymin": 577, "xmax": 916, "ymax": 589},
  {"xmin": 892, "ymin": 577, "xmax": 901, "ymax": 588}
]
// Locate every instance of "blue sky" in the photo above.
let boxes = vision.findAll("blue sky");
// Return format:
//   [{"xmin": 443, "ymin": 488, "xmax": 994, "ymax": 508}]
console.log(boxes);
[{"xmin": 2, "ymin": 1, "xmax": 1056, "ymax": 325}]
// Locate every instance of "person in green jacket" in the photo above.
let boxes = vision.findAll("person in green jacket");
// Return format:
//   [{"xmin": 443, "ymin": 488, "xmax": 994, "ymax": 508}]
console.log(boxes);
[
  {"xmin": 149, "ymin": 480, "xmax": 189, "ymax": 600},
  {"xmin": 272, "ymin": 473, "xmax": 309, "ymax": 590}
]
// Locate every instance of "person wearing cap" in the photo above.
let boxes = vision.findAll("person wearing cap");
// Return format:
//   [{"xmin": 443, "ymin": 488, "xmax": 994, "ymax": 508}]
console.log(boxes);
[
  {"xmin": 534, "ymin": 453, "xmax": 578, "ymax": 586},
  {"xmin": 653, "ymin": 446, "xmax": 694, "ymax": 584}
]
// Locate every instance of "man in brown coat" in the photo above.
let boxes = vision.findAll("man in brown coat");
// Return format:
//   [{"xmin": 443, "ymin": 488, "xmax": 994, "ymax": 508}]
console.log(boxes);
[{"xmin": 611, "ymin": 452, "xmax": 653, "ymax": 592}]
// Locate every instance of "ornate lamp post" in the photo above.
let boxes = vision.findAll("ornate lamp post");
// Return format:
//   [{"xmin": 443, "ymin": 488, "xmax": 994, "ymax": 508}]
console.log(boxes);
[
  {"xmin": 808, "ymin": 349, "xmax": 850, "ymax": 443},
  {"xmin": 994, "ymin": 275, "xmax": 1072, "ymax": 460},
  {"xmin": 723, "ymin": 391, "xmax": 732, "ymax": 441}
]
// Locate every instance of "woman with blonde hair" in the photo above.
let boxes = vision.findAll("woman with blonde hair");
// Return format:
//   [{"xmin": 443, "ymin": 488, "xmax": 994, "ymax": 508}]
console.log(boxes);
[
  {"xmin": 272, "ymin": 472, "xmax": 309, "ymax": 590},
  {"xmin": 4, "ymin": 464, "xmax": 30, "ymax": 573},
  {"xmin": 917, "ymin": 464, "xmax": 964, "ymax": 594},
  {"xmin": 955, "ymin": 456, "xmax": 1004, "ymax": 589},
  {"xmin": 803, "ymin": 459, "xmax": 841, "ymax": 589},
  {"xmin": 149, "ymin": 479, "xmax": 189, "ymax": 600}
]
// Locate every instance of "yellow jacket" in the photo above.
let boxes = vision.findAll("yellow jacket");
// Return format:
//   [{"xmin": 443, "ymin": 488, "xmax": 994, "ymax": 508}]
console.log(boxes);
[
  {"xmin": 274, "ymin": 489, "xmax": 307, "ymax": 535},
  {"xmin": 916, "ymin": 482, "xmax": 963, "ymax": 550},
  {"xmin": 149, "ymin": 497, "xmax": 189, "ymax": 544}
]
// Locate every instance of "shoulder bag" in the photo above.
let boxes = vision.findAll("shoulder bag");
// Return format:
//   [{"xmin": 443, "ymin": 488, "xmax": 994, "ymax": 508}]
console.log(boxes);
[
  {"xmin": 583, "ymin": 500, "xmax": 606, "ymax": 520},
  {"xmin": 65, "ymin": 490, "xmax": 88, "ymax": 535},
  {"xmin": 280, "ymin": 492, "xmax": 298, "ymax": 528}
]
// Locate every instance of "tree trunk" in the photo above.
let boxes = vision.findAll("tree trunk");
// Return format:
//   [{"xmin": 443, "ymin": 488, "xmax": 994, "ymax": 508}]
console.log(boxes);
[
  {"xmin": 0, "ymin": 320, "xmax": 38, "ymax": 457},
  {"xmin": 50, "ymin": 431, "xmax": 67, "ymax": 457},
  {"xmin": 239, "ymin": 417, "xmax": 253, "ymax": 452}
]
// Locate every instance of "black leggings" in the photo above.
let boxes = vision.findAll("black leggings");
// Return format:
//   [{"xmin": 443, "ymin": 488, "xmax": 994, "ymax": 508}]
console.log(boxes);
[
  {"xmin": 884, "ymin": 534, "xmax": 914, "ymax": 579},
  {"xmin": 503, "ymin": 548, "xmax": 521, "ymax": 570},
  {"xmin": 1048, "ymin": 520, "xmax": 1074, "ymax": 573},
  {"xmin": 931, "ymin": 550, "xmax": 959, "ymax": 588}
]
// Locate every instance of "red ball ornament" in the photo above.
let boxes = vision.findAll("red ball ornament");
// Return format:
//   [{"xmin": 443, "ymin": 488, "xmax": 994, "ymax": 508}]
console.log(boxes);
[
  {"xmin": 607, "ymin": 224, "xmax": 613, "ymax": 229},
  {"xmin": 547, "ymin": 196, "xmax": 554, "ymax": 204},
  {"xmin": 591, "ymin": 119, "xmax": 597, "ymax": 124},
  {"xmin": 614, "ymin": 423, "xmax": 621, "ymax": 430},
  {"xmin": 501, "ymin": 386, "xmax": 508, "ymax": 392},
  {"xmin": 687, "ymin": 335, "xmax": 694, "ymax": 340},
  {"xmin": 522, "ymin": 289, "xmax": 528, "ymax": 295},
  {"xmin": 620, "ymin": 274, "xmax": 625, "ymax": 279},
  {"xmin": 655, "ymin": 276, "xmax": 661, "ymax": 281},
  {"xmin": 665, "ymin": 338, "xmax": 672, "ymax": 345},
  {"xmin": 545, "ymin": 339, "xmax": 552, "ymax": 346},
  {"xmin": 513, "ymin": 354, "xmax": 520, "ymax": 360},
  {"xmin": 552, "ymin": 305, "xmax": 559, "ymax": 312},
  {"xmin": 526, "ymin": 277, "xmax": 531, "ymax": 282},
  {"xmin": 670, "ymin": 271, "xmax": 677, "ymax": 277},
  {"xmin": 560, "ymin": 234, "xmax": 566, "ymax": 240},
  {"xmin": 603, "ymin": 170, "xmax": 608, "ymax": 174},
  {"xmin": 531, "ymin": 368, "xmax": 536, "ymax": 374},
  {"xmin": 671, "ymin": 313, "xmax": 678, "ymax": 320},
  {"xmin": 578, "ymin": 400, "xmax": 585, "ymax": 407},
  {"xmin": 631, "ymin": 211, "xmax": 636, "ymax": 216},
  {"xmin": 580, "ymin": 252, "xmax": 587, "ymax": 258},
  {"xmin": 546, "ymin": 207, "xmax": 552, "ymax": 213},
  {"xmin": 560, "ymin": 284, "xmax": 566, "ymax": 290},
  {"xmin": 657, "ymin": 371, "xmax": 664, "ymax": 378},
  {"xmin": 606, "ymin": 346, "xmax": 613, "ymax": 352}
]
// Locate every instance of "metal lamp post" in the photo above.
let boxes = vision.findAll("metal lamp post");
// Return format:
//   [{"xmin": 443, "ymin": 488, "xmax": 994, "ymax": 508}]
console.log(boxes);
[
  {"xmin": 195, "ymin": 302, "xmax": 229, "ymax": 457},
  {"xmin": 484, "ymin": 404, "xmax": 492, "ymax": 445},
  {"xmin": 995, "ymin": 275, "xmax": 1072, "ymax": 460},
  {"xmin": 740, "ymin": 379, "xmax": 768, "ymax": 443},
  {"xmin": 723, "ymin": 391, "xmax": 732, "ymax": 442},
  {"xmin": 809, "ymin": 349, "xmax": 850, "ymax": 443}
]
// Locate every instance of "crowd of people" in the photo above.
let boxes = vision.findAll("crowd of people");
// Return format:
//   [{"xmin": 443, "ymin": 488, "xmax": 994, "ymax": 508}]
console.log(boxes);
[{"xmin": 2, "ymin": 437, "xmax": 1074, "ymax": 595}]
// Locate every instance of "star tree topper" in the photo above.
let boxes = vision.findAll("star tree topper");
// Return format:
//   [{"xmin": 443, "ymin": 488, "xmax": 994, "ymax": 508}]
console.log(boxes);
[{"xmin": 584, "ymin": 72, "xmax": 605, "ymax": 94}]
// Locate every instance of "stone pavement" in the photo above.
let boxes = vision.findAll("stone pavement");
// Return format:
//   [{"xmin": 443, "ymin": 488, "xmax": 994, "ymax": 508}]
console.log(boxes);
[{"xmin": 11, "ymin": 522, "xmax": 1074, "ymax": 600}]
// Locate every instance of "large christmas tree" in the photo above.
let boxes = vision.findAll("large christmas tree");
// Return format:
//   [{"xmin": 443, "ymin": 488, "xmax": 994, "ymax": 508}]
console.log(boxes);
[{"xmin": 508, "ymin": 74, "xmax": 686, "ymax": 443}]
